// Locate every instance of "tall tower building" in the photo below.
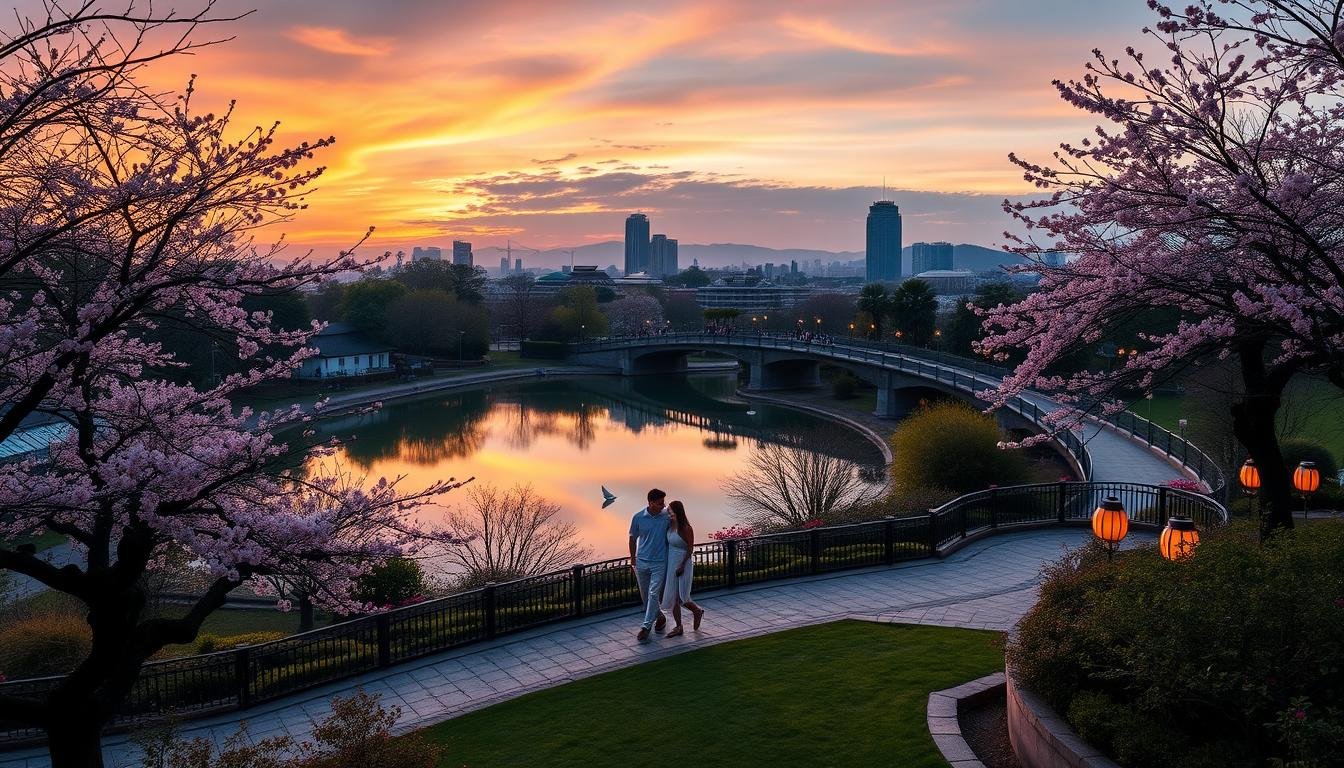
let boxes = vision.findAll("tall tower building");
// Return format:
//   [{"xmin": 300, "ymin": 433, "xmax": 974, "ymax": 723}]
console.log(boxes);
[
  {"xmin": 624, "ymin": 213, "xmax": 650, "ymax": 275},
  {"xmin": 452, "ymin": 240, "xmax": 473, "ymax": 266},
  {"xmin": 866, "ymin": 200, "xmax": 902, "ymax": 282},
  {"xmin": 649, "ymin": 234, "xmax": 679, "ymax": 277},
  {"xmin": 499, "ymin": 257, "xmax": 509, "ymax": 276},
  {"xmin": 912, "ymin": 241, "xmax": 953, "ymax": 274}
]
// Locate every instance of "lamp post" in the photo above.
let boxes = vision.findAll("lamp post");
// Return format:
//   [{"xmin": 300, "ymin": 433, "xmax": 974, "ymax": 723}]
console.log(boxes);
[
  {"xmin": 1159, "ymin": 516, "xmax": 1200, "ymax": 560},
  {"xmin": 1240, "ymin": 458, "xmax": 1261, "ymax": 519},
  {"xmin": 848, "ymin": 322, "xmax": 855, "ymax": 338},
  {"xmin": 457, "ymin": 330, "xmax": 465, "ymax": 366},
  {"xmin": 1293, "ymin": 461, "xmax": 1320, "ymax": 520},
  {"xmin": 580, "ymin": 323, "xmax": 586, "ymax": 344},
  {"xmin": 1090, "ymin": 495, "xmax": 1129, "ymax": 561}
]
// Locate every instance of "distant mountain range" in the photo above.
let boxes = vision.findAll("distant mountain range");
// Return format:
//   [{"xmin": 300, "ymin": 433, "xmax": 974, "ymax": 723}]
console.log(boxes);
[{"xmin": 475, "ymin": 241, "xmax": 1025, "ymax": 274}]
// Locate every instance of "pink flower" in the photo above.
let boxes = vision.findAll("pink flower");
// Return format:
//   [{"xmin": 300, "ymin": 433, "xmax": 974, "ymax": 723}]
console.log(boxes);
[{"xmin": 1295, "ymin": 709, "xmax": 1307, "ymax": 721}]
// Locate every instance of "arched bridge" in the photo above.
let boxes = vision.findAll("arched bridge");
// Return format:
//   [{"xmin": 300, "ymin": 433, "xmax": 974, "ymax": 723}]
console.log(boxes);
[{"xmin": 571, "ymin": 333, "xmax": 1223, "ymax": 490}]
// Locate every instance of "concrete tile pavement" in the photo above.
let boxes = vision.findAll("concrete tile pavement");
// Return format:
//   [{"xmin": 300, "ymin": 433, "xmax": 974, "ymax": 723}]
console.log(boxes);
[{"xmin": 0, "ymin": 528, "xmax": 1147, "ymax": 768}]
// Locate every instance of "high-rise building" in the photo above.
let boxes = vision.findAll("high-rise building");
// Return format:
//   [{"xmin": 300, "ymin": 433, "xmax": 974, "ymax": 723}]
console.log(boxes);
[
  {"xmin": 912, "ymin": 241, "xmax": 953, "ymax": 274},
  {"xmin": 649, "ymin": 234, "xmax": 678, "ymax": 277},
  {"xmin": 452, "ymin": 240, "xmax": 473, "ymax": 266},
  {"xmin": 411, "ymin": 246, "xmax": 442, "ymax": 262},
  {"xmin": 866, "ymin": 200, "xmax": 902, "ymax": 282},
  {"xmin": 624, "ymin": 213, "xmax": 651, "ymax": 275},
  {"xmin": 514, "ymin": 258, "xmax": 523, "ymax": 273},
  {"xmin": 499, "ymin": 257, "xmax": 509, "ymax": 276},
  {"xmin": 790, "ymin": 260, "xmax": 798, "ymax": 275},
  {"xmin": 764, "ymin": 262, "xmax": 775, "ymax": 279}
]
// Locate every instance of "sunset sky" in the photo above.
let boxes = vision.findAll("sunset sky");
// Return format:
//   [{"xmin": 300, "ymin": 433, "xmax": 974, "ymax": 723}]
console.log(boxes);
[{"xmin": 112, "ymin": 0, "xmax": 1157, "ymax": 259}]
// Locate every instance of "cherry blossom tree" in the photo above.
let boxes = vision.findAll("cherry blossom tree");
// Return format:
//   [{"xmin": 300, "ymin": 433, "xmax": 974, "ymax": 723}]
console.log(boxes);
[
  {"xmin": 981, "ymin": 1, "xmax": 1344, "ymax": 537},
  {"xmin": 0, "ymin": 5, "xmax": 457, "ymax": 765}
]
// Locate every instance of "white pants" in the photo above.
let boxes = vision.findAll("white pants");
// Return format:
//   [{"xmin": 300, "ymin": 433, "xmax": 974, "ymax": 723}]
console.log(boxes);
[
  {"xmin": 634, "ymin": 560, "xmax": 666, "ymax": 630},
  {"xmin": 661, "ymin": 550, "xmax": 693, "ymax": 611}
]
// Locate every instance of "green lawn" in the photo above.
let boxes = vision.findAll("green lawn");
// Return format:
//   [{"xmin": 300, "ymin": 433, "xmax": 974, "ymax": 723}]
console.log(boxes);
[
  {"xmin": 423, "ymin": 621, "xmax": 1002, "ymax": 768},
  {"xmin": 1137, "ymin": 378, "xmax": 1344, "ymax": 466}
]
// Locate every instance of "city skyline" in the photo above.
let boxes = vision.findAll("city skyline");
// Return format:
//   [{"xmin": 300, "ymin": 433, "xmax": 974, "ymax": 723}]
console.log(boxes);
[{"xmin": 99, "ymin": 0, "xmax": 1158, "ymax": 256}]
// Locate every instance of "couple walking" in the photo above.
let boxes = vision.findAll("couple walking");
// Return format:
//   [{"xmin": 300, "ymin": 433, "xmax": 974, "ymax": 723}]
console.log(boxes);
[{"xmin": 628, "ymin": 488, "xmax": 706, "ymax": 642}]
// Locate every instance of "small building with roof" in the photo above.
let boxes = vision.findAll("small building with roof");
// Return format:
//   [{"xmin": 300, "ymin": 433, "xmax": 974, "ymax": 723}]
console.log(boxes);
[{"xmin": 295, "ymin": 322, "xmax": 394, "ymax": 379}]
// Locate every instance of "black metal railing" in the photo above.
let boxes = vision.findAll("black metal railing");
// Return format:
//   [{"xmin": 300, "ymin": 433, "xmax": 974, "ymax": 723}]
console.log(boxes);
[
  {"xmin": 0, "ymin": 482, "xmax": 1226, "ymax": 746},
  {"xmin": 573, "ymin": 333, "xmax": 1224, "ymax": 492}
]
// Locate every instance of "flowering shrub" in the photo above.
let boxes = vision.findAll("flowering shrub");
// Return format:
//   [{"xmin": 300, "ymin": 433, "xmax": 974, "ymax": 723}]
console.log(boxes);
[
  {"xmin": 800, "ymin": 519, "xmax": 826, "ymax": 530},
  {"xmin": 709, "ymin": 525, "xmax": 756, "ymax": 541},
  {"xmin": 1163, "ymin": 478, "xmax": 1208, "ymax": 493},
  {"xmin": 1010, "ymin": 521, "xmax": 1344, "ymax": 767}
]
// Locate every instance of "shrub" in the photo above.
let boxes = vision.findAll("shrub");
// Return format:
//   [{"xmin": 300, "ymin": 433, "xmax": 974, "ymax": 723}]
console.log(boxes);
[
  {"xmin": 136, "ymin": 690, "xmax": 441, "ymax": 768},
  {"xmin": 1009, "ymin": 521, "xmax": 1344, "ymax": 767},
  {"xmin": 0, "ymin": 612, "xmax": 91, "ymax": 678},
  {"xmin": 889, "ymin": 402, "xmax": 1030, "ymax": 494},
  {"xmin": 192, "ymin": 631, "xmax": 289, "ymax": 655},
  {"xmin": 1278, "ymin": 439, "xmax": 1339, "ymax": 480},
  {"xmin": 831, "ymin": 373, "xmax": 858, "ymax": 400},
  {"xmin": 519, "ymin": 340, "xmax": 568, "ymax": 359},
  {"xmin": 355, "ymin": 557, "xmax": 427, "ymax": 609}
]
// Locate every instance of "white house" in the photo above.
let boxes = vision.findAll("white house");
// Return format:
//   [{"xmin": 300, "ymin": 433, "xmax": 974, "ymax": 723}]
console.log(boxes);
[{"xmin": 295, "ymin": 323, "xmax": 394, "ymax": 379}]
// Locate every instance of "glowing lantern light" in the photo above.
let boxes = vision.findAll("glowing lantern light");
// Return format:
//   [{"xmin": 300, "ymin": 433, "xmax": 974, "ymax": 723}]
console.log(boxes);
[
  {"xmin": 1239, "ymin": 459, "xmax": 1260, "ymax": 496},
  {"xmin": 1091, "ymin": 496, "xmax": 1128, "ymax": 559},
  {"xmin": 1293, "ymin": 461, "xmax": 1320, "ymax": 494},
  {"xmin": 1159, "ymin": 516, "xmax": 1200, "ymax": 561}
]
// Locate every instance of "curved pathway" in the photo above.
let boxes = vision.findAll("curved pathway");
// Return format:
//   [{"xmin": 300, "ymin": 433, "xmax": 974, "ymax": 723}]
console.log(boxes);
[{"xmin": 0, "ymin": 529, "xmax": 1140, "ymax": 768}]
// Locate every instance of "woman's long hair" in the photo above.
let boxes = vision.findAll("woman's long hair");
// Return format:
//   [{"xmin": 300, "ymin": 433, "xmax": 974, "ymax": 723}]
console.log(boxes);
[{"xmin": 669, "ymin": 500, "xmax": 690, "ymax": 531}]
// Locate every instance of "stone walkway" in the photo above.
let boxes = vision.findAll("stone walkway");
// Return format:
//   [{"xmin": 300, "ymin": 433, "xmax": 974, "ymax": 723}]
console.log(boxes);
[{"xmin": 0, "ymin": 528, "xmax": 1140, "ymax": 768}]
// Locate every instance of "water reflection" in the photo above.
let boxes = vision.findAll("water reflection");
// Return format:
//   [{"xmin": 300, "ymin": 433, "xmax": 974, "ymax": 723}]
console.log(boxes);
[{"xmin": 306, "ymin": 374, "xmax": 885, "ymax": 556}]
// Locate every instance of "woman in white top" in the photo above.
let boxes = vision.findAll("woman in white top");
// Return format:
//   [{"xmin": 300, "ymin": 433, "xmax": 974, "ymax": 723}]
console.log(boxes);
[{"xmin": 661, "ymin": 500, "xmax": 705, "ymax": 637}]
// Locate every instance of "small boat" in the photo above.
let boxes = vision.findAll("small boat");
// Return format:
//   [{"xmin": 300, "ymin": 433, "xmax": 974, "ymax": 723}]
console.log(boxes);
[{"xmin": 601, "ymin": 485, "xmax": 617, "ymax": 502}]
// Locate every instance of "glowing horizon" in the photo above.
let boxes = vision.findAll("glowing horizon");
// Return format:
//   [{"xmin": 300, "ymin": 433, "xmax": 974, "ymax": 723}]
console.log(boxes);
[{"xmin": 83, "ymin": 0, "xmax": 1158, "ymax": 257}]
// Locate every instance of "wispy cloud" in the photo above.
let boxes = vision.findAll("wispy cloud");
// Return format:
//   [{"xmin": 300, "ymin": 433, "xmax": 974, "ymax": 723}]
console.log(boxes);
[{"xmin": 286, "ymin": 26, "xmax": 389, "ymax": 57}]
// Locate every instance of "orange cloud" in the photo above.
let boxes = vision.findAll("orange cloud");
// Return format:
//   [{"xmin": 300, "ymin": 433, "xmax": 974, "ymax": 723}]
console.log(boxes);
[
  {"xmin": 777, "ymin": 14, "xmax": 961, "ymax": 58},
  {"xmin": 286, "ymin": 26, "xmax": 388, "ymax": 57}
]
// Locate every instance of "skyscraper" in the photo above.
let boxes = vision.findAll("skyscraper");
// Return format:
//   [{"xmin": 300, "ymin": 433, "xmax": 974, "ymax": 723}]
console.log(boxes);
[
  {"xmin": 499, "ymin": 257, "xmax": 509, "ymax": 276},
  {"xmin": 866, "ymin": 200, "xmax": 902, "ymax": 282},
  {"xmin": 624, "ymin": 213, "xmax": 650, "ymax": 275},
  {"xmin": 514, "ymin": 258, "xmax": 522, "ymax": 272},
  {"xmin": 452, "ymin": 240, "xmax": 473, "ymax": 266},
  {"xmin": 912, "ymin": 241, "xmax": 953, "ymax": 274},
  {"xmin": 411, "ymin": 246, "xmax": 442, "ymax": 262},
  {"xmin": 648, "ymin": 234, "xmax": 679, "ymax": 277}
]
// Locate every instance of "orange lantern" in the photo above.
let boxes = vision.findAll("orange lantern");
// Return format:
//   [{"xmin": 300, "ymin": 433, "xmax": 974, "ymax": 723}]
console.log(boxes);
[
  {"xmin": 1160, "ymin": 516, "xmax": 1200, "ymax": 561},
  {"xmin": 1091, "ymin": 496, "xmax": 1128, "ymax": 559},
  {"xmin": 1239, "ymin": 459, "xmax": 1260, "ymax": 496},
  {"xmin": 1293, "ymin": 461, "xmax": 1321, "ymax": 494}
]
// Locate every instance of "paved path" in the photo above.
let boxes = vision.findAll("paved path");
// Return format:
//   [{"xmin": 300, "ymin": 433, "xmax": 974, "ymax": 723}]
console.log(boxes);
[{"xmin": 0, "ymin": 528, "xmax": 1141, "ymax": 768}]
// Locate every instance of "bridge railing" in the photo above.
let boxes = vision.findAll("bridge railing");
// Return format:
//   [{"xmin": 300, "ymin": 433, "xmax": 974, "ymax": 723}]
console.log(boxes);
[
  {"xmin": 574, "ymin": 333, "xmax": 1223, "ymax": 493},
  {"xmin": 577, "ymin": 332, "xmax": 1092, "ymax": 480},
  {"xmin": 0, "ymin": 483, "xmax": 1226, "ymax": 746}
]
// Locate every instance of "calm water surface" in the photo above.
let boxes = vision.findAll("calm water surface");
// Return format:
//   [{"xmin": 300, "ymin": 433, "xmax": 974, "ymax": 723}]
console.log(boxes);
[{"xmin": 306, "ymin": 374, "xmax": 885, "ymax": 559}]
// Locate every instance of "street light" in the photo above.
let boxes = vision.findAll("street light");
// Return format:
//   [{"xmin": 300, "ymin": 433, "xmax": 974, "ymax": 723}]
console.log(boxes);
[
  {"xmin": 580, "ymin": 323, "xmax": 586, "ymax": 343},
  {"xmin": 1294, "ymin": 461, "xmax": 1320, "ymax": 519},
  {"xmin": 457, "ymin": 330, "xmax": 465, "ymax": 365},
  {"xmin": 1090, "ymin": 496, "xmax": 1128, "ymax": 561},
  {"xmin": 1159, "ymin": 516, "xmax": 1199, "ymax": 561},
  {"xmin": 848, "ymin": 322, "xmax": 855, "ymax": 338}
]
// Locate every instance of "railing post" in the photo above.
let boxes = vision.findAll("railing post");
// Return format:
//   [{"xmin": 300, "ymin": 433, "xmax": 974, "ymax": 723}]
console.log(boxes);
[
  {"xmin": 483, "ymin": 582, "xmax": 498, "ymax": 640},
  {"xmin": 234, "ymin": 646, "xmax": 251, "ymax": 710},
  {"xmin": 376, "ymin": 613, "xmax": 391, "ymax": 668},
  {"xmin": 809, "ymin": 529, "xmax": 821, "ymax": 574},
  {"xmin": 883, "ymin": 516, "xmax": 896, "ymax": 565},
  {"xmin": 726, "ymin": 539, "xmax": 739, "ymax": 588},
  {"xmin": 989, "ymin": 489, "xmax": 999, "ymax": 529},
  {"xmin": 1158, "ymin": 486, "xmax": 1169, "ymax": 527},
  {"xmin": 927, "ymin": 512, "xmax": 938, "ymax": 555},
  {"xmin": 1056, "ymin": 482, "xmax": 1067, "ymax": 523},
  {"xmin": 959, "ymin": 504, "xmax": 968, "ymax": 539},
  {"xmin": 571, "ymin": 563, "xmax": 585, "ymax": 618}
]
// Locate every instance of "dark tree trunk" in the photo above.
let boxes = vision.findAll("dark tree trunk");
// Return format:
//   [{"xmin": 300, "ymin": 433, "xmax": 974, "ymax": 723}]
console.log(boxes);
[
  {"xmin": 299, "ymin": 592, "xmax": 315, "ymax": 632},
  {"xmin": 44, "ymin": 704, "xmax": 106, "ymax": 768},
  {"xmin": 1232, "ymin": 341, "xmax": 1295, "ymax": 539}
]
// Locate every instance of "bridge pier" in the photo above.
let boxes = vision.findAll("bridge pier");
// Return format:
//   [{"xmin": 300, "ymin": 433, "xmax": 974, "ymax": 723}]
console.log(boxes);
[
  {"xmin": 874, "ymin": 387, "xmax": 921, "ymax": 420},
  {"xmin": 744, "ymin": 358, "xmax": 822, "ymax": 391}
]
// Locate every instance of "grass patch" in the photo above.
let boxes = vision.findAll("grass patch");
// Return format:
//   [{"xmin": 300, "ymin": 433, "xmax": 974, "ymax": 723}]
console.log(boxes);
[
  {"xmin": 423, "ymin": 620, "xmax": 1002, "ymax": 768},
  {"xmin": 1, "ymin": 531, "xmax": 65, "ymax": 553}
]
